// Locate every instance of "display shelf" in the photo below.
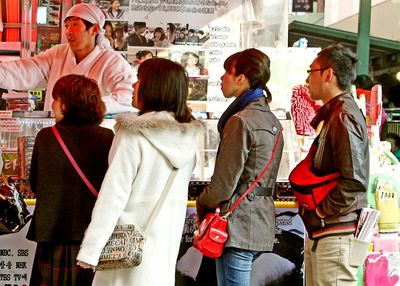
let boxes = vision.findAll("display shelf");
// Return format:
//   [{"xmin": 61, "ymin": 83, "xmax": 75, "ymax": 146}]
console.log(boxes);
[
  {"xmin": 4, "ymin": 116, "xmax": 301, "ymax": 205},
  {"xmin": 186, "ymin": 199, "xmax": 298, "ymax": 209},
  {"xmin": 0, "ymin": 117, "xmax": 55, "ymax": 149},
  {"xmin": 191, "ymin": 116, "xmax": 301, "ymax": 183}
]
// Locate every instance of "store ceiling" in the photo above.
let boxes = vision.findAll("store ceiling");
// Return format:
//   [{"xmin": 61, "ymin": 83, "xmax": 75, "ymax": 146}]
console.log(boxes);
[{"xmin": 288, "ymin": 20, "xmax": 400, "ymax": 60}]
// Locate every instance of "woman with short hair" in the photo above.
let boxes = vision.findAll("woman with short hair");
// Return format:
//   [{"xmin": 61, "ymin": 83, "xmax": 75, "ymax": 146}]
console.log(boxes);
[{"xmin": 28, "ymin": 74, "xmax": 114, "ymax": 286}]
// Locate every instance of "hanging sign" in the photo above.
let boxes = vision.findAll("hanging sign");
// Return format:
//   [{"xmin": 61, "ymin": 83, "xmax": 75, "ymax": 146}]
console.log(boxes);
[{"xmin": 292, "ymin": 0, "xmax": 313, "ymax": 12}]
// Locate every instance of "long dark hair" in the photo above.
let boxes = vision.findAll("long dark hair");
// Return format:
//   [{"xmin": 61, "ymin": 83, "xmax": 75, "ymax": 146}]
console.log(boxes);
[
  {"xmin": 136, "ymin": 50, "xmax": 153, "ymax": 60},
  {"xmin": 181, "ymin": 51, "xmax": 201, "ymax": 68},
  {"xmin": 137, "ymin": 58, "xmax": 194, "ymax": 123},
  {"xmin": 154, "ymin": 27, "xmax": 166, "ymax": 41},
  {"xmin": 224, "ymin": 48, "xmax": 272, "ymax": 102}
]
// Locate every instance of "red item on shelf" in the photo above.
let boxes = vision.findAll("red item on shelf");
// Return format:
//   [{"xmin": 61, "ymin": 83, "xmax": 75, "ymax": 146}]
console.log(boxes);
[{"xmin": 291, "ymin": 85, "xmax": 321, "ymax": 136}]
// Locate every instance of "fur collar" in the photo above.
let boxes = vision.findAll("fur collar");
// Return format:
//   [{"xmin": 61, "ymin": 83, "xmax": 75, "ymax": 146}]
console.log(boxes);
[{"xmin": 115, "ymin": 111, "xmax": 205, "ymax": 133}]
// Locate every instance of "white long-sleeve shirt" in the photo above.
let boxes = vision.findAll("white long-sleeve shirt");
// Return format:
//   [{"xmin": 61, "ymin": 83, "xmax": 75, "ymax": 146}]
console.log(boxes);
[{"xmin": 0, "ymin": 44, "xmax": 135, "ymax": 114}]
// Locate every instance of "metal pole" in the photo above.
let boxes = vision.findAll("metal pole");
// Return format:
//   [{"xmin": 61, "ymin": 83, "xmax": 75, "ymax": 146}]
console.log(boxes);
[
  {"xmin": 357, "ymin": 0, "xmax": 372, "ymax": 75},
  {"xmin": 20, "ymin": 0, "xmax": 32, "ymax": 58}
]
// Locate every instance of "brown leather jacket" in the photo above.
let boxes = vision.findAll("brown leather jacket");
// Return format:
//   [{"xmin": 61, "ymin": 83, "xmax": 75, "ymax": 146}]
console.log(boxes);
[
  {"xmin": 300, "ymin": 93, "xmax": 369, "ymax": 239},
  {"xmin": 197, "ymin": 97, "xmax": 284, "ymax": 251}
]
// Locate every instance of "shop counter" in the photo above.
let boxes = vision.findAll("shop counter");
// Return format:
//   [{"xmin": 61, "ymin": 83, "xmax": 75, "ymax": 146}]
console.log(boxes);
[
  {"xmin": 0, "ymin": 198, "xmax": 303, "ymax": 286},
  {"xmin": 177, "ymin": 187, "xmax": 304, "ymax": 286}
]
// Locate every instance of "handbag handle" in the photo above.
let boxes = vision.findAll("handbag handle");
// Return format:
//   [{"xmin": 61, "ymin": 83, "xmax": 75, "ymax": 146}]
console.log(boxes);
[
  {"xmin": 143, "ymin": 167, "xmax": 177, "ymax": 237},
  {"xmin": 51, "ymin": 125, "xmax": 177, "ymax": 237},
  {"xmin": 51, "ymin": 126, "xmax": 98, "ymax": 198},
  {"xmin": 226, "ymin": 128, "xmax": 283, "ymax": 216}
]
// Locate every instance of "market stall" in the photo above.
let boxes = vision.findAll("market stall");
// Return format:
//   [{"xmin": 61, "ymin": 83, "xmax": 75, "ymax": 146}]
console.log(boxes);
[{"xmin": 1, "ymin": 1, "xmax": 399, "ymax": 286}]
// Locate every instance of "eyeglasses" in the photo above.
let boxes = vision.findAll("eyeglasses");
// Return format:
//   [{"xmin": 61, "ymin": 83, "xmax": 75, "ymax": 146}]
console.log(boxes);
[{"xmin": 307, "ymin": 67, "xmax": 328, "ymax": 73}]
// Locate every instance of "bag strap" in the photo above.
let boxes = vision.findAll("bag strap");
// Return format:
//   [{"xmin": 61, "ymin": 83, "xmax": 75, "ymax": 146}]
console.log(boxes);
[
  {"xmin": 51, "ymin": 126, "xmax": 98, "ymax": 198},
  {"xmin": 143, "ymin": 167, "xmax": 177, "ymax": 237},
  {"xmin": 226, "ymin": 128, "xmax": 283, "ymax": 216},
  {"xmin": 51, "ymin": 125, "xmax": 178, "ymax": 237}
]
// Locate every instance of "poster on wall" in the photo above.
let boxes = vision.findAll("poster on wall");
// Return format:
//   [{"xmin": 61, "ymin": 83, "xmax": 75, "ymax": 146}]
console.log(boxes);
[
  {"xmin": 35, "ymin": 1, "xmax": 63, "ymax": 53},
  {"xmin": 104, "ymin": 20, "xmax": 129, "ymax": 51},
  {"xmin": 124, "ymin": 0, "xmax": 243, "ymax": 111},
  {"xmin": 74, "ymin": 1, "xmax": 291, "ymax": 113}
]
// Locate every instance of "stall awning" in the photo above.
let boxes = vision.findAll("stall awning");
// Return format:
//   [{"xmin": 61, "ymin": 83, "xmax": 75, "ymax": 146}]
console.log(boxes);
[{"xmin": 288, "ymin": 20, "xmax": 400, "ymax": 60}]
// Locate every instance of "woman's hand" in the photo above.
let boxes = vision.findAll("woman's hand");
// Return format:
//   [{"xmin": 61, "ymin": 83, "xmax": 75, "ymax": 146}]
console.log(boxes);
[
  {"xmin": 77, "ymin": 261, "xmax": 96, "ymax": 272},
  {"xmin": 195, "ymin": 197, "xmax": 209, "ymax": 222},
  {"xmin": 196, "ymin": 215, "xmax": 203, "ymax": 226}
]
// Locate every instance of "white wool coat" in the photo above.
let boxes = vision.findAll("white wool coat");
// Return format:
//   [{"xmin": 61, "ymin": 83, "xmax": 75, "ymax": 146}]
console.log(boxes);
[
  {"xmin": 77, "ymin": 111, "xmax": 204, "ymax": 286},
  {"xmin": 0, "ymin": 44, "xmax": 135, "ymax": 114}
]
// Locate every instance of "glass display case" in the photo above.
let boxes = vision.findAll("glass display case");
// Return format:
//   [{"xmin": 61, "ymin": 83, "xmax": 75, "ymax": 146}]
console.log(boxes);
[
  {"xmin": 1, "ymin": 114, "xmax": 300, "ymax": 197},
  {"xmin": 189, "ymin": 111, "xmax": 301, "ymax": 202},
  {"xmin": 191, "ymin": 119, "xmax": 219, "ymax": 181},
  {"xmin": 0, "ymin": 116, "xmax": 54, "ymax": 182},
  {"xmin": 191, "ymin": 116, "xmax": 300, "ymax": 182},
  {"xmin": 0, "ymin": 116, "xmax": 116, "ymax": 198}
]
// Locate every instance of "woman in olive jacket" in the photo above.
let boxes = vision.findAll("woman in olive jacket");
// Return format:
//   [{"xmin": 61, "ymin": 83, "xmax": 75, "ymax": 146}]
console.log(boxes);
[{"xmin": 196, "ymin": 49, "xmax": 284, "ymax": 286}]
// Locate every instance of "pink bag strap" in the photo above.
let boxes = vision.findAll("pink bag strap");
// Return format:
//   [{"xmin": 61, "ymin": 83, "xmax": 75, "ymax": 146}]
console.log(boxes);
[
  {"xmin": 51, "ymin": 126, "xmax": 98, "ymax": 198},
  {"xmin": 226, "ymin": 128, "xmax": 283, "ymax": 216}
]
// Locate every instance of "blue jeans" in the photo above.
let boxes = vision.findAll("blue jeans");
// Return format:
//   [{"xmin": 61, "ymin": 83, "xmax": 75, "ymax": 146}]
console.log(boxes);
[{"xmin": 216, "ymin": 247, "xmax": 261, "ymax": 286}]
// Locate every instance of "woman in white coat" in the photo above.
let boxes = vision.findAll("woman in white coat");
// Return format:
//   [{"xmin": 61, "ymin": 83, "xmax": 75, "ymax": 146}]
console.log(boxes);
[{"xmin": 77, "ymin": 58, "xmax": 204, "ymax": 285}]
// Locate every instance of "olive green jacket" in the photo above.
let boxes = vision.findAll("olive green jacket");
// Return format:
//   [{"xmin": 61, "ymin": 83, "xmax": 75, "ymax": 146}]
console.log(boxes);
[{"xmin": 197, "ymin": 97, "xmax": 284, "ymax": 251}]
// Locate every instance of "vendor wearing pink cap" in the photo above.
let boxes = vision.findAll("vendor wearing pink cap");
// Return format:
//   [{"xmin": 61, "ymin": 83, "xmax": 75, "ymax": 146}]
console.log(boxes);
[{"xmin": 0, "ymin": 3, "xmax": 134, "ymax": 114}]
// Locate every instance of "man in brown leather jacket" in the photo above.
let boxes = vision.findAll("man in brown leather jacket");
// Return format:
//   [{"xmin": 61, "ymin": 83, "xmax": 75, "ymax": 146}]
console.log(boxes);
[{"xmin": 301, "ymin": 44, "xmax": 369, "ymax": 285}]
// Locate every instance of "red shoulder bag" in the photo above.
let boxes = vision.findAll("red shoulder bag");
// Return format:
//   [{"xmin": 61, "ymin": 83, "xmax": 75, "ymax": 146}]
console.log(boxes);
[{"xmin": 289, "ymin": 143, "xmax": 341, "ymax": 210}]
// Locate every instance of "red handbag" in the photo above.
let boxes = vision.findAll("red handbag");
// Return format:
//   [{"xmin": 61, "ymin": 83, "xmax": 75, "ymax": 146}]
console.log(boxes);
[
  {"xmin": 289, "ymin": 143, "xmax": 341, "ymax": 210},
  {"xmin": 192, "ymin": 207, "xmax": 228, "ymax": 258},
  {"xmin": 193, "ymin": 129, "xmax": 283, "ymax": 258}
]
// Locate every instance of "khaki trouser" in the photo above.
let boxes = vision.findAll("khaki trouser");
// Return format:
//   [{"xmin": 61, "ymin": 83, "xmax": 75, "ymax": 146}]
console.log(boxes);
[{"xmin": 304, "ymin": 234, "xmax": 359, "ymax": 286}]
